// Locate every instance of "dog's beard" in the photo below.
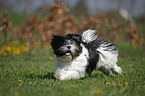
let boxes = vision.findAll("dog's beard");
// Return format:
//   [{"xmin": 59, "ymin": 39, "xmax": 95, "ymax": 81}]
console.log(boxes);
[{"xmin": 57, "ymin": 55, "xmax": 72, "ymax": 62}]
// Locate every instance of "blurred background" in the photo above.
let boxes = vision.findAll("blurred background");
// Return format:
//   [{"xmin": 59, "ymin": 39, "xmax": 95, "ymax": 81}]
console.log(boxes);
[
  {"xmin": 1, "ymin": 0, "xmax": 145, "ymax": 16},
  {"xmin": 0, "ymin": 0, "xmax": 145, "ymax": 56}
]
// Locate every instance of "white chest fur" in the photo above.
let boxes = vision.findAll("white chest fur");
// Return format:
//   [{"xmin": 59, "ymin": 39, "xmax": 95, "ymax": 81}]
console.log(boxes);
[{"xmin": 54, "ymin": 45, "xmax": 89, "ymax": 80}]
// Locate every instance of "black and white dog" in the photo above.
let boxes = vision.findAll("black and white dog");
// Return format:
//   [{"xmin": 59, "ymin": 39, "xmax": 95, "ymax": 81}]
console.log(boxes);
[{"xmin": 51, "ymin": 29, "xmax": 122, "ymax": 80}]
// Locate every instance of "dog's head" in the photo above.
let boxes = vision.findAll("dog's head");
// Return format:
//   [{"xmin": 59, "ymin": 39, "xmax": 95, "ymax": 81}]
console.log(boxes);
[{"xmin": 51, "ymin": 34, "xmax": 82, "ymax": 62}]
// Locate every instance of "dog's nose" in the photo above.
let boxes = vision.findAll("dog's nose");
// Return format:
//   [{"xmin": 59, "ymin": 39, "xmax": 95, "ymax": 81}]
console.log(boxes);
[{"xmin": 67, "ymin": 46, "xmax": 71, "ymax": 49}]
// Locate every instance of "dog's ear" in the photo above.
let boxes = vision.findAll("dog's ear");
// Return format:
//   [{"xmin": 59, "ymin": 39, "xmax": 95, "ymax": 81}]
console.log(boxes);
[
  {"xmin": 66, "ymin": 34, "xmax": 82, "ymax": 44},
  {"xmin": 51, "ymin": 35, "xmax": 65, "ymax": 47}
]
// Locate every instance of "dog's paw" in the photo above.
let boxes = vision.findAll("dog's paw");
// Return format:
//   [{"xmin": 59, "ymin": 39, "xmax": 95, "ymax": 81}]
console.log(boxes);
[
  {"xmin": 53, "ymin": 69, "xmax": 69, "ymax": 80},
  {"xmin": 112, "ymin": 66, "xmax": 122, "ymax": 74},
  {"xmin": 53, "ymin": 70, "xmax": 61, "ymax": 80}
]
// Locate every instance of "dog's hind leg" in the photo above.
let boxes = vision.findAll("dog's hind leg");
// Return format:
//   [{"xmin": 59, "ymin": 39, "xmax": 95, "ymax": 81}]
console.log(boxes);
[
  {"xmin": 98, "ymin": 66, "xmax": 114, "ymax": 76},
  {"xmin": 111, "ymin": 65, "xmax": 122, "ymax": 74}
]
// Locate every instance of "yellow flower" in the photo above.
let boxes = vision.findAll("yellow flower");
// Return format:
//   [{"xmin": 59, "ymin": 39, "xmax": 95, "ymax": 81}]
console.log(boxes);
[
  {"xmin": 6, "ymin": 46, "xmax": 11, "ymax": 52},
  {"xmin": 6, "ymin": 46, "xmax": 12, "ymax": 54},
  {"xmin": 17, "ymin": 76, "xmax": 19, "ymax": 78},
  {"xmin": 94, "ymin": 89, "xmax": 101, "ymax": 93},
  {"xmin": 0, "ymin": 49, "xmax": 4, "ymax": 55},
  {"xmin": 23, "ymin": 47, "xmax": 28, "ymax": 52},
  {"xmin": 18, "ymin": 80, "xmax": 22, "ymax": 83},
  {"xmin": 124, "ymin": 82, "xmax": 128, "ymax": 86},
  {"xmin": 117, "ymin": 83, "xmax": 121, "ymax": 87},
  {"xmin": 13, "ymin": 49, "xmax": 21, "ymax": 55},
  {"xmin": 49, "ymin": 56, "xmax": 53, "ymax": 60},
  {"xmin": 21, "ymin": 45, "xmax": 29, "ymax": 52},
  {"xmin": 12, "ymin": 46, "xmax": 16, "ymax": 51},
  {"xmin": 70, "ymin": 85, "xmax": 74, "ymax": 87},
  {"xmin": 107, "ymin": 83, "xmax": 111, "ymax": 85},
  {"xmin": 0, "ymin": 40, "xmax": 29, "ymax": 56}
]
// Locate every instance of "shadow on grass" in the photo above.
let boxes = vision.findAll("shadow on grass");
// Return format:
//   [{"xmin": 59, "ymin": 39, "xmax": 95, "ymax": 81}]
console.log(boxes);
[
  {"xmin": 25, "ymin": 72, "xmax": 55, "ymax": 80},
  {"xmin": 37, "ymin": 72, "xmax": 55, "ymax": 79},
  {"xmin": 37, "ymin": 73, "xmax": 55, "ymax": 79},
  {"xmin": 91, "ymin": 73, "xmax": 107, "ymax": 78},
  {"xmin": 25, "ymin": 72, "xmax": 106, "ymax": 80}
]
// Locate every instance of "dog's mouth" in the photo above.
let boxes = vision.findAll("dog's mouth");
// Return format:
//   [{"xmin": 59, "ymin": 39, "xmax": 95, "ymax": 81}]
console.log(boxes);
[{"xmin": 65, "ymin": 51, "xmax": 71, "ymax": 56}]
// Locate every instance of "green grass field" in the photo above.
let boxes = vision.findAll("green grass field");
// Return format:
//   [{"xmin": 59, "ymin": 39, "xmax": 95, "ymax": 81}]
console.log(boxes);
[
  {"xmin": 0, "ymin": 43, "xmax": 145, "ymax": 96},
  {"xmin": 0, "ymin": 11, "xmax": 145, "ymax": 96}
]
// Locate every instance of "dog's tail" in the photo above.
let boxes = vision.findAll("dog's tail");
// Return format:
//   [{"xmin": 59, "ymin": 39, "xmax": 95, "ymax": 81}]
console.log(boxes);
[{"xmin": 82, "ymin": 29, "xmax": 98, "ymax": 43}]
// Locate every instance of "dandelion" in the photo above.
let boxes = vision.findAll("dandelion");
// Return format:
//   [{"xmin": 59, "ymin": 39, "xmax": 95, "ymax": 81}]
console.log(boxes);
[
  {"xmin": 6, "ymin": 46, "xmax": 11, "ymax": 52},
  {"xmin": 13, "ymin": 50, "xmax": 19, "ymax": 55},
  {"xmin": 124, "ymin": 82, "xmax": 128, "ymax": 86},
  {"xmin": 0, "ymin": 49, "xmax": 4, "ymax": 55},
  {"xmin": 23, "ymin": 46, "xmax": 28, "ymax": 52},
  {"xmin": 70, "ymin": 85, "xmax": 74, "ymax": 87},
  {"xmin": 117, "ymin": 83, "xmax": 121, "ymax": 87},
  {"xmin": 13, "ymin": 48, "xmax": 21, "ymax": 55},
  {"xmin": 94, "ymin": 89, "xmax": 101, "ymax": 93},
  {"xmin": 0, "ymin": 40, "xmax": 29, "ymax": 56},
  {"xmin": 12, "ymin": 46, "xmax": 16, "ymax": 51},
  {"xmin": 20, "ymin": 45, "xmax": 29, "ymax": 52},
  {"xmin": 18, "ymin": 80, "xmax": 22, "ymax": 83},
  {"xmin": 17, "ymin": 76, "xmax": 19, "ymax": 78},
  {"xmin": 107, "ymin": 83, "xmax": 111, "ymax": 85},
  {"xmin": 49, "ymin": 56, "xmax": 53, "ymax": 60}
]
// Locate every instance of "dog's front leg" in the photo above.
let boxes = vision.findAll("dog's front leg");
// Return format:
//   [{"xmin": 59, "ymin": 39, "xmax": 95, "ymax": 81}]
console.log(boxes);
[
  {"xmin": 60, "ymin": 70, "xmax": 81, "ymax": 80},
  {"xmin": 58, "ymin": 69, "xmax": 85, "ymax": 80}
]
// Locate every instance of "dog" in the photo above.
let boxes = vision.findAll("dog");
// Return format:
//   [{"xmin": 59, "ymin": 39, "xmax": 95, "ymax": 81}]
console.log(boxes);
[{"xmin": 51, "ymin": 29, "xmax": 122, "ymax": 80}]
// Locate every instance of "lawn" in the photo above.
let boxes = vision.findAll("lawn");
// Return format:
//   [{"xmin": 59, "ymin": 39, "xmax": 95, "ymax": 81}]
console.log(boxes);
[
  {"xmin": 0, "ymin": 2, "xmax": 145, "ymax": 95},
  {"xmin": 0, "ymin": 43, "xmax": 145, "ymax": 96}
]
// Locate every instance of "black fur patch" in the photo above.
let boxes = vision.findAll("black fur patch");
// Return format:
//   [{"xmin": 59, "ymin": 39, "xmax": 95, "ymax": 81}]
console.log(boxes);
[
  {"xmin": 51, "ymin": 35, "xmax": 66, "ymax": 56},
  {"xmin": 84, "ymin": 38, "xmax": 118, "ymax": 76},
  {"xmin": 84, "ymin": 39, "xmax": 101, "ymax": 76},
  {"xmin": 51, "ymin": 34, "xmax": 82, "ymax": 57},
  {"xmin": 66, "ymin": 34, "xmax": 82, "ymax": 44}
]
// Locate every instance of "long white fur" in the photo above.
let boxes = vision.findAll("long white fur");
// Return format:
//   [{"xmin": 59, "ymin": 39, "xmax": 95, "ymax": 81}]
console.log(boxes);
[
  {"xmin": 54, "ymin": 44, "xmax": 89, "ymax": 80},
  {"xmin": 54, "ymin": 29, "xmax": 122, "ymax": 80},
  {"xmin": 96, "ymin": 44, "xmax": 122, "ymax": 75},
  {"xmin": 82, "ymin": 29, "xmax": 122, "ymax": 75},
  {"xmin": 82, "ymin": 29, "xmax": 98, "ymax": 43}
]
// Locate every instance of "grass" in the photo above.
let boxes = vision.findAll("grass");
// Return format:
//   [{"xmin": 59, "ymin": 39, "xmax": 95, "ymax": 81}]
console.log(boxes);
[
  {"xmin": 0, "ymin": 44, "xmax": 145, "ymax": 96},
  {"xmin": 0, "ymin": 10, "xmax": 144, "ymax": 96}
]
